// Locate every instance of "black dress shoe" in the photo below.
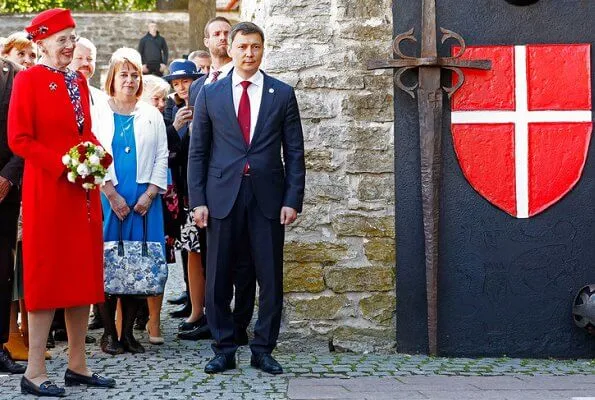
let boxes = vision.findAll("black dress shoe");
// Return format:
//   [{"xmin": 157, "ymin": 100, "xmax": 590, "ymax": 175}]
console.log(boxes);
[
  {"xmin": 20, "ymin": 376, "xmax": 66, "ymax": 397},
  {"xmin": 120, "ymin": 335, "xmax": 145, "ymax": 354},
  {"xmin": 177, "ymin": 323, "xmax": 212, "ymax": 341},
  {"xmin": 169, "ymin": 302, "xmax": 192, "ymax": 318},
  {"xmin": 235, "ymin": 330, "xmax": 249, "ymax": 346},
  {"xmin": 167, "ymin": 291, "xmax": 188, "ymax": 305},
  {"xmin": 64, "ymin": 368, "xmax": 116, "ymax": 388},
  {"xmin": 204, "ymin": 354, "xmax": 236, "ymax": 374},
  {"xmin": 99, "ymin": 334, "xmax": 124, "ymax": 355},
  {"xmin": 250, "ymin": 353, "xmax": 283, "ymax": 375},
  {"xmin": 179, "ymin": 315, "xmax": 207, "ymax": 332},
  {"xmin": 0, "ymin": 349, "xmax": 26, "ymax": 374}
]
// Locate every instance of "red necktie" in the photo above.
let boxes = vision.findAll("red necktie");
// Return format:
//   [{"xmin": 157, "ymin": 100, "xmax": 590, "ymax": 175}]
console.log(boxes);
[
  {"xmin": 238, "ymin": 81, "xmax": 252, "ymax": 173},
  {"xmin": 238, "ymin": 81, "xmax": 251, "ymax": 145},
  {"xmin": 211, "ymin": 70, "xmax": 221, "ymax": 82}
]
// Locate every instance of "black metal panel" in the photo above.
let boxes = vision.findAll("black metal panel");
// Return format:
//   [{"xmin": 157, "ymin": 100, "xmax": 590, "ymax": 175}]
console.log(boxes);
[{"xmin": 394, "ymin": 0, "xmax": 595, "ymax": 357}]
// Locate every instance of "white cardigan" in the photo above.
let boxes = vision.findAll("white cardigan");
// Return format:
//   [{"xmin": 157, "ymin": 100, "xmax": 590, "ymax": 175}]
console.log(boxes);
[{"xmin": 95, "ymin": 100, "xmax": 168, "ymax": 193}]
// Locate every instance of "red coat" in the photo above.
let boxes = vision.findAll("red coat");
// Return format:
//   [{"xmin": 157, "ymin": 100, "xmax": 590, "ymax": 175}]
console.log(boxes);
[{"xmin": 8, "ymin": 65, "xmax": 104, "ymax": 311}]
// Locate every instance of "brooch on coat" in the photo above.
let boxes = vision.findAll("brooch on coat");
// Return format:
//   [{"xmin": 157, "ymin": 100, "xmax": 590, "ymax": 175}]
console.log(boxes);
[{"xmin": 49, "ymin": 82, "xmax": 58, "ymax": 91}]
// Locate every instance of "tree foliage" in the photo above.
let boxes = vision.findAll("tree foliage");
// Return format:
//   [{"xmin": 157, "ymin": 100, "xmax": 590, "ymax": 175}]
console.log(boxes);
[{"xmin": 0, "ymin": 0, "xmax": 156, "ymax": 13}]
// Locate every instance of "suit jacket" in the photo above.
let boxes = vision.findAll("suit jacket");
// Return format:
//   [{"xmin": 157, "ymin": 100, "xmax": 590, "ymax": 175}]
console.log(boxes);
[
  {"xmin": 0, "ymin": 57, "xmax": 23, "ymax": 205},
  {"xmin": 188, "ymin": 74, "xmax": 207, "ymax": 110},
  {"xmin": 188, "ymin": 71, "xmax": 305, "ymax": 220}
]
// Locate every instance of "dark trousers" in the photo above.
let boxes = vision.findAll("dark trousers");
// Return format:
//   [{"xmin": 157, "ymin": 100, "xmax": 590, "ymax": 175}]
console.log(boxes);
[
  {"xmin": 0, "ymin": 202, "xmax": 19, "ymax": 344},
  {"xmin": 206, "ymin": 177, "xmax": 284, "ymax": 356},
  {"xmin": 200, "ymin": 214, "xmax": 256, "ymax": 333},
  {"xmin": 233, "ymin": 238, "xmax": 256, "ymax": 334}
]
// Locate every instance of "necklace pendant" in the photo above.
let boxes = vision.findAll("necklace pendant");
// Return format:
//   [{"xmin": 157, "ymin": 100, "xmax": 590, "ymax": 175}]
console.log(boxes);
[{"xmin": 125, "ymin": 146, "xmax": 131, "ymax": 154}]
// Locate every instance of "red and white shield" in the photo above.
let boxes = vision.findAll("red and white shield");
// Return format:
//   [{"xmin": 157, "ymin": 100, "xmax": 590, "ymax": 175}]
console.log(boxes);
[{"xmin": 451, "ymin": 44, "xmax": 592, "ymax": 218}]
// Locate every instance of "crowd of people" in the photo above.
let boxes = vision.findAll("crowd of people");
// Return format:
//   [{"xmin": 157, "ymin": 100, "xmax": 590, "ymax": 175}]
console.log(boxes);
[{"xmin": 0, "ymin": 8, "xmax": 305, "ymax": 398}]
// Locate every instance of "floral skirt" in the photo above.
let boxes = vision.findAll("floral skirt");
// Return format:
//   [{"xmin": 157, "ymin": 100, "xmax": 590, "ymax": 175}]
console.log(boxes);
[{"xmin": 177, "ymin": 210, "xmax": 200, "ymax": 253}]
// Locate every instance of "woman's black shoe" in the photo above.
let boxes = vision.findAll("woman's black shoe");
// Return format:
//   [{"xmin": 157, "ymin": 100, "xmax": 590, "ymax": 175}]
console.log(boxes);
[
  {"xmin": 64, "ymin": 369, "xmax": 116, "ymax": 388},
  {"xmin": 167, "ymin": 291, "xmax": 188, "ymax": 305},
  {"xmin": 20, "ymin": 376, "xmax": 66, "ymax": 397},
  {"xmin": 177, "ymin": 324, "xmax": 212, "ymax": 341},
  {"xmin": 99, "ymin": 334, "xmax": 124, "ymax": 355},
  {"xmin": 169, "ymin": 302, "xmax": 192, "ymax": 318},
  {"xmin": 121, "ymin": 335, "xmax": 145, "ymax": 354},
  {"xmin": 178, "ymin": 315, "xmax": 206, "ymax": 332}
]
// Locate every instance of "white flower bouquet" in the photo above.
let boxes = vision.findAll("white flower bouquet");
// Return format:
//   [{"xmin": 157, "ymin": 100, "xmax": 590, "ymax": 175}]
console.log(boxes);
[{"xmin": 62, "ymin": 141, "xmax": 113, "ymax": 190}]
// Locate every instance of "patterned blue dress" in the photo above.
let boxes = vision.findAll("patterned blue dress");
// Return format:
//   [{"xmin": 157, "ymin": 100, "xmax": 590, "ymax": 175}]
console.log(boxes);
[{"xmin": 101, "ymin": 113, "xmax": 165, "ymax": 255}]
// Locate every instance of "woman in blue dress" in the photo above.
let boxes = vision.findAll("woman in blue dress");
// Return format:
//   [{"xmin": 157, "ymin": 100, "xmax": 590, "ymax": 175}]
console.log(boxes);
[{"xmin": 95, "ymin": 48, "xmax": 168, "ymax": 355}]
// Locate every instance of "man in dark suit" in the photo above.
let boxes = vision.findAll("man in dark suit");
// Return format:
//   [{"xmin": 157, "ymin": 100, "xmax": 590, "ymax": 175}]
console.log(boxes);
[
  {"xmin": 188, "ymin": 22, "xmax": 305, "ymax": 375},
  {"xmin": 0, "ymin": 56, "xmax": 25, "ymax": 374},
  {"xmin": 182, "ymin": 16, "xmax": 257, "ymax": 344}
]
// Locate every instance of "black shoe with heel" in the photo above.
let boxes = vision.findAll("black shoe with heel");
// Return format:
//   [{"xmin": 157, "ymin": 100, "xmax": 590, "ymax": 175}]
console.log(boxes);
[
  {"xmin": 64, "ymin": 369, "xmax": 116, "ymax": 388},
  {"xmin": 179, "ymin": 315, "xmax": 207, "ymax": 332},
  {"xmin": 167, "ymin": 291, "xmax": 188, "ymax": 305},
  {"xmin": 20, "ymin": 376, "xmax": 66, "ymax": 397},
  {"xmin": 177, "ymin": 320, "xmax": 212, "ymax": 341},
  {"xmin": 169, "ymin": 302, "xmax": 192, "ymax": 318}
]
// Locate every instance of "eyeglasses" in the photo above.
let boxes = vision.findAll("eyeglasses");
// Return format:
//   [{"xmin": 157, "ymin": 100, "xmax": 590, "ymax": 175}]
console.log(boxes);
[{"xmin": 56, "ymin": 35, "xmax": 79, "ymax": 46}]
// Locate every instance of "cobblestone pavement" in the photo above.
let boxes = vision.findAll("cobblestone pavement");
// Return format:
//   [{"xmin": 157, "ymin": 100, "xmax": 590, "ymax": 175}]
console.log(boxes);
[{"xmin": 1, "ymin": 262, "xmax": 594, "ymax": 399}]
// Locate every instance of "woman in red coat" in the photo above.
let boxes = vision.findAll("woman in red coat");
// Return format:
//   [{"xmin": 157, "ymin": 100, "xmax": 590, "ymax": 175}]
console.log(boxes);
[{"xmin": 8, "ymin": 9, "xmax": 115, "ymax": 397}]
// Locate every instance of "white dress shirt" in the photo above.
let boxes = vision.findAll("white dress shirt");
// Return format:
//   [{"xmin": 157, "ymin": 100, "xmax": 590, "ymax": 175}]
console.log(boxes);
[
  {"xmin": 232, "ymin": 70, "xmax": 264, "ymax": 142},
  {"xmin": 204, "ymin": 61, "xmax": 234, "ymax": 85}
]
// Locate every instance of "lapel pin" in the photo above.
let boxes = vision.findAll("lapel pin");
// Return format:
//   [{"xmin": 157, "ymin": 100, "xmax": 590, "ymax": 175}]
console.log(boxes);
[
  {"xmin": 49, "ymin": 82, "xmax": 58, "ymax": 91},
  {"xmin": 269, "ymin": 88, "xmax": 274, "ymax": 94}
]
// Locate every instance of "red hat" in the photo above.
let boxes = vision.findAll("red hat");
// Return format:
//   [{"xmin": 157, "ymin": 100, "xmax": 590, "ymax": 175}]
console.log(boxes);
[{"xmin": 25, "ymin": 8, "xmax": 76, "ymax": 42}]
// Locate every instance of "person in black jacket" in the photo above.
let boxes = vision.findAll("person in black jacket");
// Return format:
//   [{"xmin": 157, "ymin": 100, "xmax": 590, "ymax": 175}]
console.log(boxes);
[
  {"xmin": 138, "ymin": 21, "xmax": 169, "ymax": 77},
  {"xmin": 0, "ymin": 56, "xmax": 25, "ymax": 374},
  {"xmin": 162, "ymin": 60, "xmax": 213, "ymax": 340}
]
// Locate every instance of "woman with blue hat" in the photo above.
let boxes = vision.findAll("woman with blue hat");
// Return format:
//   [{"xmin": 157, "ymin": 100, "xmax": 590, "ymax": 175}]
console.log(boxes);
[{"xmin": 162, "ymin": 60, "xmax": 210, "ymax": 339}]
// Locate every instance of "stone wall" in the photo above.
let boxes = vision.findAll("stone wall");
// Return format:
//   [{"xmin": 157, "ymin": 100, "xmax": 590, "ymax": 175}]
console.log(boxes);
[
  {"xmin": 242, "ymin": 0, "xmax": 396, "ymax": 352},
  {"xmin": 0, "ymin": 12, "xmax": 190, "ymax": 87},
  {"xmin": 0, "ymin": 3, "xmax": 396, "ymax": 352}
]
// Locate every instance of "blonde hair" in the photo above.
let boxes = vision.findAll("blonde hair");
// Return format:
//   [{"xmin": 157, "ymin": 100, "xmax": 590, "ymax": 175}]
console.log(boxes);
[
  {"xmin": 1, "ymin": 31, "xmax": 36, "ymax": 57},
  {"xmin": 104, "ymin": 47, "xmax": 143, "ymax": 98},
  {"xmin": 141, "ymin": 74, "xmax": 170, "ymax": 103}
]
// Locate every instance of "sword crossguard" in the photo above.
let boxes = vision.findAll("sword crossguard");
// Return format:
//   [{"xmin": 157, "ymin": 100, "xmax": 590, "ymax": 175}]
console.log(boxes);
[
  {"xmin": 369, "ymin": 27, "xmax": 491, "ymax": 99},
  {"xmin": 394, "ymin": 67, "xmax": 419, "ymax": 99},
  {"xmin": 440, "ymin": 27, "xmax": 466, "ymax": 59},
  {"xmin": 439, "ymin": 28, "xmax": 467, "ymax": 97},
  {"xmin": 392, "ymin": 28, "xmax": 418, "ymax": 60}
]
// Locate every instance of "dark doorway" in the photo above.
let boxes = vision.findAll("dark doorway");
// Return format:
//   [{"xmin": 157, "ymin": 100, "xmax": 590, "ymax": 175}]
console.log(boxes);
[{"xmin": 393, "ymin": 0, "xmax": 595, "ymax": 357}]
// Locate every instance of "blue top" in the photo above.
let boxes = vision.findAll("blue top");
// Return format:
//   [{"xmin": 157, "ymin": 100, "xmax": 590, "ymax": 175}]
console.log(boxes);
[{"xmin": 101, "ymin": 113, "xmax": 165, "ymax": 253}]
